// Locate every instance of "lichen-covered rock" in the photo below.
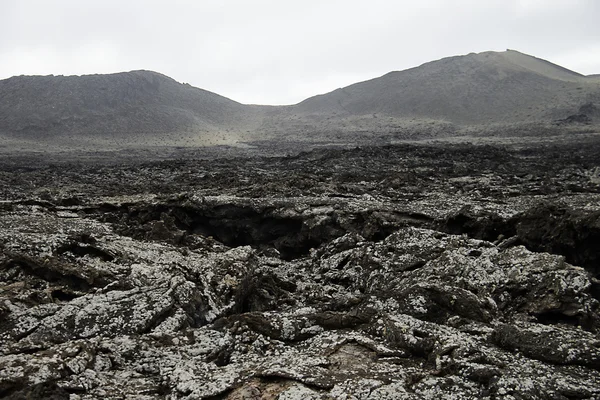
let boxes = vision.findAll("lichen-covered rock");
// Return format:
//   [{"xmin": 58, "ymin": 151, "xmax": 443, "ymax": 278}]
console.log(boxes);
[
  {"xmin": 2, "ymin": 205, "xmax": 599, "ymax": 398},
  {"xmin": 1, "ymin": 141, "xmax": 600, "ymax": 398},
  {"xmin": 493, "ymin": 321, "xmax": 600, "ymax": 368}
]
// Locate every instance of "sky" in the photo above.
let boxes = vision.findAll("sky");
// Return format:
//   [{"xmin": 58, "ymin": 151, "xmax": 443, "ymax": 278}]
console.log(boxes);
[{"xmin": 1, "ymin": 0, "xmax": 599, "ymax": 105}]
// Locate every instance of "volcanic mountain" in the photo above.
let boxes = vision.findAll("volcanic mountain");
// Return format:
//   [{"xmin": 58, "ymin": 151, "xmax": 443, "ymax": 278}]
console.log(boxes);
[
  {"xmin": 0, "ymin": 70, "xmax": 254, "ymax": 147},
  {"xmin": 1, "ymin": 50, "xmax": 599, "ymax": 148},
  {"xmin": 296, "ymin": 50, "xmax": 599, "ymax": 122}
]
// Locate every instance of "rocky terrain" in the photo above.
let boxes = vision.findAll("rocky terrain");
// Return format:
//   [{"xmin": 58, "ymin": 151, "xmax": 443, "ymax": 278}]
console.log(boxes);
[
  {"xmin": 1, "ymin": 50, "xmax": 599, "ymax": 151},
  {"xmin": 1, "ymin": 136, "xmax": 600, "ymax": 399}
]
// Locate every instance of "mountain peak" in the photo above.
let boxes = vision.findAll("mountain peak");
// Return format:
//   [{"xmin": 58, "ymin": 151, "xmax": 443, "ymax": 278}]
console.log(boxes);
[
  {"xmin": 402, "ymin": 49, "xmax": 584, "ymax": 82},
  {"xmin": 296, "ymin": 50, "xmax": 598, "ymax": 125},
  {"xmin": 481, "ymin": 49, "xmax": 583, "ymax": 79}
]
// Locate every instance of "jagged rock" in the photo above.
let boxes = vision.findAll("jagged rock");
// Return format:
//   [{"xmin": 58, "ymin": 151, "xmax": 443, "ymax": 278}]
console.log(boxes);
[
  {"xmin": 512, "ymin": 202, "xmax": 600, "ymax": 276},
  {"xmin": 1, "ymin": 141, "xmax": 600, "ymax": 398},
  {"xmin": 493, "ymin": 321, "xmax": 600, "ymax": 369}
]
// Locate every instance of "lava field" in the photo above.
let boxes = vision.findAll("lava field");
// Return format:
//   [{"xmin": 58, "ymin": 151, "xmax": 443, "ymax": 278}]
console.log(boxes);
[{"xmin": 1, "ymin": 138, "xmax": 600, "ymax": 399}]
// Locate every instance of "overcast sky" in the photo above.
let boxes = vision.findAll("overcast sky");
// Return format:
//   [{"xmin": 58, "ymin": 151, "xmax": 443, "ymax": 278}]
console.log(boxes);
[{"xmin": 1, "ymin": 0, "xmax": 599, "ymax": 105}]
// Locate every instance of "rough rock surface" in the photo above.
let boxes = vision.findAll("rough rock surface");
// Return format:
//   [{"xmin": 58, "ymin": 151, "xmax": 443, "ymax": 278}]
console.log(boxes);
[{"xmin": 1, "ymin": 141, "xmax": 600, "ymax": 399}]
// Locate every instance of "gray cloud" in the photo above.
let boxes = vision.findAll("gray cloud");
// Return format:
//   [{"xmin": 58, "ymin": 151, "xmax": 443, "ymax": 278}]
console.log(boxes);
[{"xmin": 1, "ymin": 0, "xmax": 599, "ymax": 104}]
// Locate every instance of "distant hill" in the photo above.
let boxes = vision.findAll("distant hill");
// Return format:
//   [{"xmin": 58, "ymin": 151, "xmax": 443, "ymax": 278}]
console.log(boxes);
[
  {"xmin": 1, "ymin": 50, "xmax": 599, "ymax": 149},
  {"xmin": 0, "ymin": 70, "xmax": 253, "ymax": 147},
  {"xmin": 293, "ymin": 50, "xmax": 600, "ymax": 124}
]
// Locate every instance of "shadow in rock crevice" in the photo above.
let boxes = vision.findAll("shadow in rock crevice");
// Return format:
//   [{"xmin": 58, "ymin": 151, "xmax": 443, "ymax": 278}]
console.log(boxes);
[
  {"xmin": 92, "ymin": 200, "xmax": 433, "ymax": 261},
  {"xmin": 439, "ymin": 202, "xmax": 600, "ymax": 278}
]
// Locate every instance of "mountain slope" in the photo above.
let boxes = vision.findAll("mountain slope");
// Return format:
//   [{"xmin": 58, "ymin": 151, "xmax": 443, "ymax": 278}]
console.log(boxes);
[
  {"xmin": 1, "ymin": 50, "xmax": 599, "ymax": 149},
  {"xmin": 293, "ymin": 50, "xmax": 600, "ymax": 125},
  {"xmin": 0, "ymin": 70, "xmax": 253, "ymax": 146}
]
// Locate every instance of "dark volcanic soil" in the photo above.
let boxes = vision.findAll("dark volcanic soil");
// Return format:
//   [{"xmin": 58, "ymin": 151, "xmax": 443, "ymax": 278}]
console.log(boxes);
[{"xmin": 1, "ymin": 139, "xmax": 600, "ymax": 399}]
